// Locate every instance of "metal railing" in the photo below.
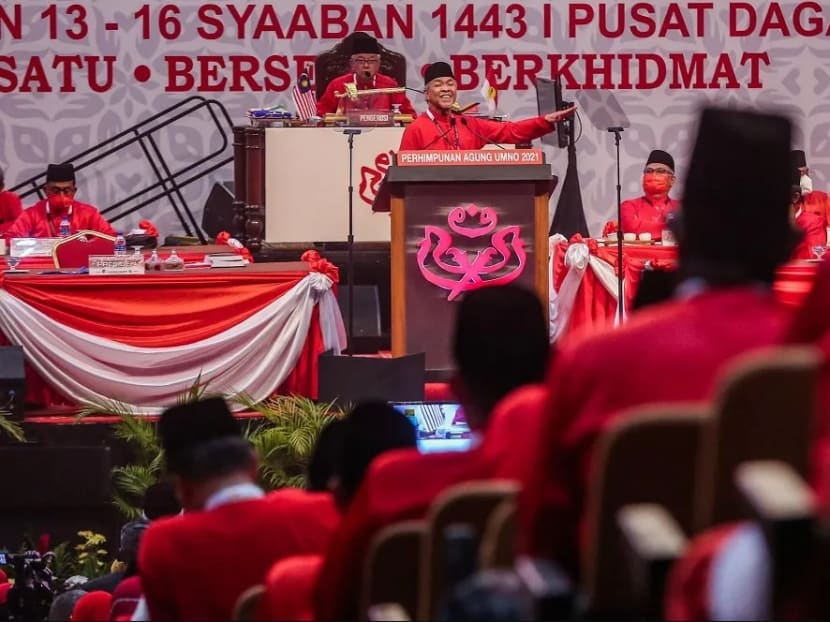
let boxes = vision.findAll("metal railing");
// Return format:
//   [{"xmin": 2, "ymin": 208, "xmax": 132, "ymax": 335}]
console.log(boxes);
[{"xmin": 10, "ymin": 96, "xmax": 235, "ymax": 244}]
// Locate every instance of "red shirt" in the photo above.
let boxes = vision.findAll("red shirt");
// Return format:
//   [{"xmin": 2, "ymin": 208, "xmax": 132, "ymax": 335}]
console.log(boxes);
[
  {"xmin": 793, "ymin": 208, "xmax": 827, "ymax": 259},
  {"xmin": 620, "ymin": 195, "xmax": 680, "ymax": 240},
  {"xmin": 4, "ymin": 199, "xmax": 116, "ymax": 239},
  {"xmin": 520, "ymin": 287, "xmax": 791, "ymax": 578},
  {"xmin": 313, "ymin": 385, "xmax": 548, "ymax": 620},
  {"xmin": 399, "ymin": 108, "xmax": 556, "ymax": 151},
  {"xmin": 139, "ymin": 488, "xmax": 339, "ymax": 622},
  {"xmin": 316, "ymin": 72, "xmax": 416, "ymax": 116},
  {"xmin": 0, "ymin": 191, "xmax": 23, "ymax": 235},
  {"xmin": 804, "ymin": 190, "xmax": 830, "ymax": 226}
]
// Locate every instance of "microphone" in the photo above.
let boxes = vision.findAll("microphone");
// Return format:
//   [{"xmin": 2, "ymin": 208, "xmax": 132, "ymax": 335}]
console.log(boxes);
[
  {"xmin": 459, "ymin": 116, "xmax": 506, "ymax": 150},
  {"xmin": 421, "ymin": 115, "xmax": 457, "ymax": 150}
]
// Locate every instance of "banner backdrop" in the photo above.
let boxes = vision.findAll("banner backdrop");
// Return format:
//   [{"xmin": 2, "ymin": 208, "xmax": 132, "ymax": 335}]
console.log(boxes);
[{"xmin": 0, "ymin": 1, "xmax": 827, "ymax": 238}]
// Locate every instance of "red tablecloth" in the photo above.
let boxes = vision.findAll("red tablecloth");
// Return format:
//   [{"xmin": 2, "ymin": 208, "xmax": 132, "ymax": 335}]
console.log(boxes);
[
  {"xmin": 0, "ymin": 261, "xmax": 330, "ymax": 408},
  {"xmin": 551, "ymin": 240, "xmax": 819, "ymax": 341}
]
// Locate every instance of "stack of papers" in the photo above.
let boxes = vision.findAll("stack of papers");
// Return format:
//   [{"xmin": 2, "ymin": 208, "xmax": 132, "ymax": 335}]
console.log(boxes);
[{"xmin": 205, "ymin": 253, "xmax": 247, "ymax": 268}]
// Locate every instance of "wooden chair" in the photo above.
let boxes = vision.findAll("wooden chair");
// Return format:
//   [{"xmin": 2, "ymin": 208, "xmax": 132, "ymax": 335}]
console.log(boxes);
[
  {"xmin": 694, "ymin": 345, "xmax": 822, "ymax": 531},
  {"xmin": 735, "ymin": 460, "xmax": 818, "ymax": 618},
  {"xmin": 479, "ymin": 499, "xmax": 518, "ymax": 570},
  {"xmin": 232, "ymin": 584, "xmax": 265, "ymax": 622},
  {"xmin": 417, "ymin": 480, "xmax": 520, "ymax": 619},
  {"xmin": 314, "ymin": 33, "xmax": 407, "ymax": 100},
  {"xmin": 582, "ymin": 405, "xmax": 708, "ymax": 617},
  {"xmin": 360, "ymin": 520, "xmax": 425, "ymax": 621},
  {"xmin": 52, "ymin": 230, "xmax": 116, "ymax": 268}
]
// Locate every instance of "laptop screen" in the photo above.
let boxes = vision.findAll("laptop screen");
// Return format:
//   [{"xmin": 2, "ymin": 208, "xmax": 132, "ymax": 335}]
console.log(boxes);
[{"xmin": 390, "ymin": 402, "xmax": 473, "ymax": 453}]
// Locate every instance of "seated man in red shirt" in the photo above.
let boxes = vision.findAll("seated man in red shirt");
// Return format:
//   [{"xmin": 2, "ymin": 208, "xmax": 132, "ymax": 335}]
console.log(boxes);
[
  {"xmin": 316, "ymin": 33, "xmax": 416, "ymax": 116},
  {"xmin": 314, "ymin": 284, "xmax": 552, "ymax": 620},
  {"xmin": 5, "ymin": 163, "xmax": 116, "ymax": 239},
  {"xmin": 399, "ymin": 61, "xmax": 576, "ymax": 151},
  {"xmin": 619, "ymin": 149, "xmax": 680, "ymax": 241},
  {"xmin": 137, "ymin": 397, "xmax": 341, "ymax": 622},
  {"xmin": 0, "ymin": 169, "xmax": 22, "ymax": 235},
  {"xmin": 520, "ymin": 107, "xmax": 801, "ymax": 584},
  {"xmin": 792, "ymin": 148, "xmax": 830, "ymax": 226},
  {"xmin": 791, "ymin": 169, "xmax": 827, "ymax": 259},
  {"xmin": 261, "ymin": 403, "xmax": 418, "ymax": 621}
]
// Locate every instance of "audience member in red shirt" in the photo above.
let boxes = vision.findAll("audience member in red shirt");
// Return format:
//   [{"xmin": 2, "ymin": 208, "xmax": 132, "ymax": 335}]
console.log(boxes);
[
  {"xmin": 399, "ymin": 62, "xmax": 576, "ymax": 151},
  {"xmin": 137, "ymin": 398, "xmax": 341, "ymax": 622},
  {"xmin": 316, "ymin": 33, "xmax": 416, "ymax": 116},
  {"xmin": 4, "ymin": 163, "xmax": 116, "ymax": 239},
  {"xmin": 792, "ymin": 148, "xmax": 830, "ymax": 226},
  {"xmin": 521, "ymin": 107, "xmax": 801, "ymax": 584},
  {"xmin": 0, "ymin": 169, "xmax": 22, "ymax": 235},
  {"xmin": 314, "ymin": 284, "xmax": 552, "ymax": 620},
  {"xmin": 262, "ymin": 403, "xmax": 418, "ymax": 621},
  {"xmin": 619, "ymin": 149, "xmax": 681, "ymax": 241}
]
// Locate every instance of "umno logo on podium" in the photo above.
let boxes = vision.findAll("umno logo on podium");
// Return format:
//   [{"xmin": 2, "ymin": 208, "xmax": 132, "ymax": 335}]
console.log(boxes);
[
  {"xmin": 359, "ymin": 150, "xmax": 395, "ymax": 206},
  {"xmin": 417, "ymin": 204, "xmax": 527, "ymax": 300}
]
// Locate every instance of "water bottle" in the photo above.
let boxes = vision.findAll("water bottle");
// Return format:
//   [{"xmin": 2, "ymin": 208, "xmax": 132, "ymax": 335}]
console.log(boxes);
[
  {"xmin": 58, "ymin": 216, "xmax": 71, "ymax": 238},
  {"xmin": 114, "ymin": 231, "xmax": 127, "ymax": 255}
]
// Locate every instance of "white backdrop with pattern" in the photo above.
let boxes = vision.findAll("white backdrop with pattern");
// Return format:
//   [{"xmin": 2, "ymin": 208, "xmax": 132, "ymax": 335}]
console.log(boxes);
[{"xmin": 0, "ymin": 0, "xmax": 828, "ymax": 239}]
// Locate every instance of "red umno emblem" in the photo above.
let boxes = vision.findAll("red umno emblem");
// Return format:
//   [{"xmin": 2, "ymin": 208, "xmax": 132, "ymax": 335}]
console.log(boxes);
[
  {"xmin": 359, "ymin": 150, "xmax": 394, "ymax": 206},
  {"xmin": 417, "ymin": 204, "xmax": 527, "ymax": 301}
]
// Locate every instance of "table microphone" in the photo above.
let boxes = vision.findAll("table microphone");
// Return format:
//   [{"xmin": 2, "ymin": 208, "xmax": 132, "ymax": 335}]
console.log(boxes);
[{"xmin": 459, "ymin": 116, "xmax": 506, "ymax": 150}]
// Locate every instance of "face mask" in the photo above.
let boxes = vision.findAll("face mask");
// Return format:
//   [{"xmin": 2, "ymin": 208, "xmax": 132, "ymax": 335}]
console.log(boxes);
[
  {"xmin": 48, "ymin": 195, "xmax": 71, "ymax": 213},
  {"xmin": 643, "ymin": 173, "xmax": 671, "ymax": 197},
  {"xmin": 801, "ymin": 174, "xmax": 813, "ymax": 195}
]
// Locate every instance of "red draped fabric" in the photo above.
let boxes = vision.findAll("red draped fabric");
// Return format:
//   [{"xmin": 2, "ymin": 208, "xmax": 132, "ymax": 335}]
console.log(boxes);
[
  {"xmin": 1, "ymin": 261, "xmax": 332, "ymax": 407},
  {"xmin": 2, "ymin": 265, "xmax": 309, "ymax": 347}
]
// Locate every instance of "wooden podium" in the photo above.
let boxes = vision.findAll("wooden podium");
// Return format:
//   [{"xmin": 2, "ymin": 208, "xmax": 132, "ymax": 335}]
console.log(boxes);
[{"xmin": 374, "ymin": 149, "xmax": 556, "ymax": 373}]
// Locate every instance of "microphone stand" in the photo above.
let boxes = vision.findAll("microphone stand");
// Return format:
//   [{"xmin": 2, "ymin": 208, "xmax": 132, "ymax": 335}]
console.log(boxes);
[
  {"xmin": 344, "ymin": 127, "xmax": 362, "ymax": 355},
  {"xmin": 608, "ymin": 126, "xmax": 625, "ymax": 323}
]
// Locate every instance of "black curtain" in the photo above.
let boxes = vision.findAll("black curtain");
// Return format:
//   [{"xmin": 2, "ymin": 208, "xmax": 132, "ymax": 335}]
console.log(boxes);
[{"xmin": 549, "ymin": 141, "xmax": 589, "ymax": 238}]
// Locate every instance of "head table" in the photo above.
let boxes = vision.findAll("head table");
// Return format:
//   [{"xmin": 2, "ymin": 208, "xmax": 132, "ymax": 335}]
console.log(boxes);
[
  {"xmin": 0, "ymin": 247, "xmax": 345, "ymax": 414},
  {"xmin": 550, "ymin": 235, "xmax": 819, "ymax": 343}
]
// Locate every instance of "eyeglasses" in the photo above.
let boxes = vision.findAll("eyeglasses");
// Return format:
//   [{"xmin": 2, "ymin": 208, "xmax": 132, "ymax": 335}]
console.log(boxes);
[
  {"xmin": 644, "ymin": 167, "xmax": 673, "ymax": 176},
  {"xmin": 46, "ymin": 186, "xmax": 75, "ymax": 195},
  {"xmin": 352, "ymin": 56, "xmax": 380, "ymax": 65}
]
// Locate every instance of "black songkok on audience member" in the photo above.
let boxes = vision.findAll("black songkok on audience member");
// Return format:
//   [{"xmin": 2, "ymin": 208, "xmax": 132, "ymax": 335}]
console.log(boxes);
[
  {"xmin": 679, "ymin": 107, "xmax": 798, "ymax": 285},
  {"xmin": 158, "ymin": 397, "xmax": 241, "ymax": 472}
]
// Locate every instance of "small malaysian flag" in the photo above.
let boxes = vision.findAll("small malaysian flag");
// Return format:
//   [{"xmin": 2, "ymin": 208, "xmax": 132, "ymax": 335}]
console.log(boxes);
[
  {"xmin": 480, "ymin": 66, "xmax": 499, "ymax": 116},
  {"xmin": 293, "ymin": 70, "xmax": 317, "ymax": 120}
]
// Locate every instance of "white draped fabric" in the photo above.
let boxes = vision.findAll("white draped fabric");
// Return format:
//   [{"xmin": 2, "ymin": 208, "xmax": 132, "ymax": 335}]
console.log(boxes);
[
  {"xmin": 0, "ymin": 272, "xmax": 345, "ymax": 414},
  {"xmin": 549, "ymin": 237, "xmax": 625, "ymax": 342}
]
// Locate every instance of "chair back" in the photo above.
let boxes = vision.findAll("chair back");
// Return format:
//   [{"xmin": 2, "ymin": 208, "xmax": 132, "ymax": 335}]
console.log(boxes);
[
  {"xmin": 314, "ymin": 33, "xmax": 408, "ymax": 100},
  {"xmin": 479, "ymin": 499, "xmax": 518, "ymax": 570},
  {"xmin": 582, "ymin": 405, "xmax": 708, "ymax": 615},
  {"xmin": 232, "ymin": 584, "xmax": 265, "ymax": 622},
  {"xmin": 694, "ymin": 345, "xmax": 821, "ymax": 530},
  {"xmin": 418, "ymin": 480, "xmax": 520, "ymax": 620},
  {"xmin": 361, "ymin": 521, "xmax": 425, "ymax": 621},
  {"xmin": 52, "ymin": 230, "xmax": 116, "ymax": 268}
]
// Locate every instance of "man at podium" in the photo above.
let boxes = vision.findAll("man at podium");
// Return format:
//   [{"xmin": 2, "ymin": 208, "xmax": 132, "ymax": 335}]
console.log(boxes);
[
  {"xmin": 316, "ymin": 33, "xmax": 416, "ymax": 116},
  {"xmin": 399, "ymin": 62, "xmax": 576, "ymax": 151}
]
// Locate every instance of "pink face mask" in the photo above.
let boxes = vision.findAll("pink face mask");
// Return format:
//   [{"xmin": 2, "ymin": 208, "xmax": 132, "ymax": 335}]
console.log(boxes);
[
  {"xmin": 643, "ymin": 173, "xmax": 671, "ymax": 198},
  {"xmin": 48, "ymin": 195, "xmax": 71, "ymax": 214}
]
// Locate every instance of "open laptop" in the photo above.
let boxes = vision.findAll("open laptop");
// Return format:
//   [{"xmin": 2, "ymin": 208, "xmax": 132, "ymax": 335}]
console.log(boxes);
[{"xmin": 391, "ymin": 401, "xmax": 473, "ymax": 453}]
